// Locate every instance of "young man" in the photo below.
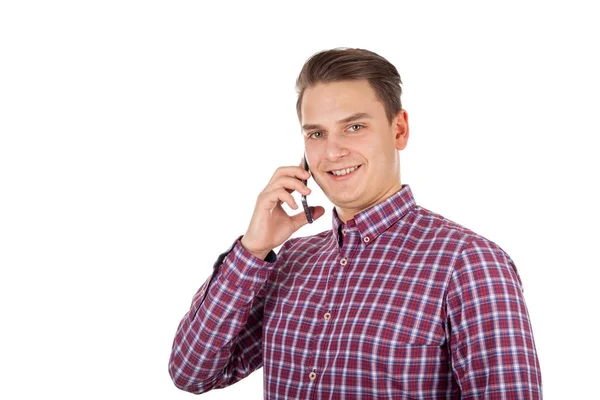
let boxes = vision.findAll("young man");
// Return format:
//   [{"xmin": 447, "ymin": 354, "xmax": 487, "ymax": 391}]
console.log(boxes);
[{"xmin": 169, "ymin": 48, "xmax": 543, "ymax": 399}]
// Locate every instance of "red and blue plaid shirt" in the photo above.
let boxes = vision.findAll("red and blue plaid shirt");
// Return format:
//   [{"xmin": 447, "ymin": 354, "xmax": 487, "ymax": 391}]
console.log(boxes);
[{"xmin": 169, "ymin": 184, "xmax": 542, "ymax": 399}]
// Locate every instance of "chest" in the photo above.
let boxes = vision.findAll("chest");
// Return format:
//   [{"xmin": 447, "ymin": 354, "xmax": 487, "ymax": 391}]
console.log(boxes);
[{"xmin": 266, "ymin": 250, "xmax": 450, "ymax": 347}]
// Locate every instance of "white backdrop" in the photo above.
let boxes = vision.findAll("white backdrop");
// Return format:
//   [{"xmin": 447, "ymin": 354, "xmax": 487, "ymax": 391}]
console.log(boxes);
[{"xmin": 1, "ymin": 1, "xmax": 598, "ymax": 399}]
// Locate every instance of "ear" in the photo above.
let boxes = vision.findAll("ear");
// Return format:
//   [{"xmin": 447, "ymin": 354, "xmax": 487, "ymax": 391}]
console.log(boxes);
[{"xmin": 393, "ymin": 109, "xmax": 409, "ymax": 151}]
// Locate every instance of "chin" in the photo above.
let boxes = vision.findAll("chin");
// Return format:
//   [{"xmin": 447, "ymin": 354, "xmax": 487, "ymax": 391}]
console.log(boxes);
[{"xmin": 329, "ymin": 190, "xmax": 363, "ymax": 205}]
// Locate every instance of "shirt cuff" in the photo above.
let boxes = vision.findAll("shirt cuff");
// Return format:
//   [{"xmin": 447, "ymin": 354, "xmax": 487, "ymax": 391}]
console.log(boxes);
[{"xmin": 219, "ymin": 235, "xmax": 278, "ymax": 291}]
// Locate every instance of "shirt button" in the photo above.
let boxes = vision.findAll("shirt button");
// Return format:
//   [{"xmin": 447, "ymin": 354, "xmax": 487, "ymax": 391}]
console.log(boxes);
[
  {"xmin": 340, "ymin": 257, "xmax": 347, "ymax": 266},
  {"xmin": 342, "ymin": 229, "xmax": 348, "ymax": 236},
  {"xmin": 363, "ymin": 236, "xmax": 370, "ymax": 243},
  {"xmin": 309, "ymin": 371, "xmax": 317, "ymax": 380},
  {"xmin": 324, "ymin": 312, "xmax": 331, "ymax": 320}
]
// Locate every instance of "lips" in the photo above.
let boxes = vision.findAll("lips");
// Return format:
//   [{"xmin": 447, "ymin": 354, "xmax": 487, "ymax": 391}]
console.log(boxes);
[
  {"xmin": 328, "ymin": 165, "xmax": 360, "ymax": 175},
  {"xmin": 327, "ymin": 165, "xmax": 362, "ymax": 180}
]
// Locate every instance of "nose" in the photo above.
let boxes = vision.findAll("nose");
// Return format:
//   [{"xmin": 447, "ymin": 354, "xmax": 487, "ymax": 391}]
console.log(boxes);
[{"xmin": 323, "ymin": 132, "xmax": 350, "ymax": 162}]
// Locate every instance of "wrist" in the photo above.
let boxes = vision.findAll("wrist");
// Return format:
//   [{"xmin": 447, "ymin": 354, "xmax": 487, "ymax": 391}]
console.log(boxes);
[{"xmin": 240, "ymin": 237, "xmax": 270, "ymax": 260}]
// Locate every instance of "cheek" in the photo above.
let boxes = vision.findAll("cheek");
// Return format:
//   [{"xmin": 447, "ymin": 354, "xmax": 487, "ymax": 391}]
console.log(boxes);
[{"xmin": 361, "ymin": 142, "xmax": 387, "ymax": 162}]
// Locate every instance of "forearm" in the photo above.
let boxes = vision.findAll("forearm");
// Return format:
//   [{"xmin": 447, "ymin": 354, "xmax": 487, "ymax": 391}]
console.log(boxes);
[{"xmin": 168, "ymin": 236, "xmax": 277, "ymax": 394}]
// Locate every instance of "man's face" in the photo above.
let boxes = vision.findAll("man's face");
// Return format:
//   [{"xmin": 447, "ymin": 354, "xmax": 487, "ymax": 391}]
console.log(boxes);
[{"xmin": 301, "ymin": 79, "xmax": 409, "ymax": 212}]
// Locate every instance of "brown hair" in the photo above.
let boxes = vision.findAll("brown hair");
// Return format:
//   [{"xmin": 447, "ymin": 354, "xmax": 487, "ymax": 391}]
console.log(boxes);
[{"xmin": 295, "ymin": 47, "xmax": 403, "ymax": 126}]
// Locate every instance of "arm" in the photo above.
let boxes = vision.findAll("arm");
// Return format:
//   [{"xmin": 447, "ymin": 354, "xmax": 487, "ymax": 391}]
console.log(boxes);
[
  {"xmin": 168, "ymin": 234, "xmax": 283, "ymax": 394},
  {"xmin": 445, "ymin": 237, "xmax": 543, "ymax": 399}
]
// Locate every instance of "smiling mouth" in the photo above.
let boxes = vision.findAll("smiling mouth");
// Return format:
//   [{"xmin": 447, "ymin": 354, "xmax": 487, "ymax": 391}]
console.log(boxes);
[{"xmin": 327, "ymin": 165, "xmax": 362, "ymax": 178}]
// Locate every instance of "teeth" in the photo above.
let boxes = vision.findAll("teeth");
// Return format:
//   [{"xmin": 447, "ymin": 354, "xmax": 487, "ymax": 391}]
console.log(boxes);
[{"xmin": 331, "ymin": 165, "xmax": 359, "ymax": 176}]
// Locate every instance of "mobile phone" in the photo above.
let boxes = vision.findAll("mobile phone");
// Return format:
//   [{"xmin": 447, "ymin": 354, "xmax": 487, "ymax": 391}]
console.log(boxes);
[{"xmin": 301, "ymin": 154, "xmax": 313, "ymax": 224}]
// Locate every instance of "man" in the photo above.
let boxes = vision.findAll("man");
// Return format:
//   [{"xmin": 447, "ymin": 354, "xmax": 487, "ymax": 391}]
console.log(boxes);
[{"xmin": 169, "ymin": 48, "xmax": 543, "ymax": 399}]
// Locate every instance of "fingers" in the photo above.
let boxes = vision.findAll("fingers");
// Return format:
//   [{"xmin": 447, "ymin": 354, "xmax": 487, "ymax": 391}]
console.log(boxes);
[
  {"xmin": 268, "ymin": 165, "xmax": 310, "ymax": 186},
  {"xmin": 274, "ymin": 176, "xmax": 311, "ymax": 196},
  {"xmin": 261, "ymin": 159, "xmax": 312, "ymax": 210},
  {"xmin": 260, "ymin": 187, "xmax": 298, "ymax": 211}
]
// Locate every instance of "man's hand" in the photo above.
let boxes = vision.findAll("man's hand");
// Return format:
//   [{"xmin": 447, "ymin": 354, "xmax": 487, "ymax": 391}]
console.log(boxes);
[{"xmin": 240, "ymin": 159, "xmax": 325, "ymax": 259}]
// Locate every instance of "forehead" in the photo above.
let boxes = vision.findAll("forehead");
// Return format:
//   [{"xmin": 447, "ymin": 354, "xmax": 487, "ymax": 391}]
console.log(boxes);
[{"xmin": 301, "ymin": 80, "xmax": 383, "ymax": 124}]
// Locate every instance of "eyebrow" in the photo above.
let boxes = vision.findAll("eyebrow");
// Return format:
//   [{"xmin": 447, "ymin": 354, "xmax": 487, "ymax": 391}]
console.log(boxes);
[{"xmin": 301, "ymin": 112, "xmax": 373, "ymax": 132}]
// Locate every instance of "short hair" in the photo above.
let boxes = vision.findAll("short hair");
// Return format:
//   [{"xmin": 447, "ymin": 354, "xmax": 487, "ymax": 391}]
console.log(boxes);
[{"xmin": 295, "ymin": 47, "xmax": 403, "ymax": 126}]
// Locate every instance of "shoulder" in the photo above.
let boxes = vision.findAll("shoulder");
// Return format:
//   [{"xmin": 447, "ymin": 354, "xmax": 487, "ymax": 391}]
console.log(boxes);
[
  {"xmin": 410, "ymin": 205, "xmax": 480, "ymax": 242},
  {"xmin": 406, "ymin": 208, "xmax": 528, "ymax": 311},
  {"xmin": 284, "ymin": 229, "xmax": 332, "ymax": 253},
  {"xmin": 402, "ymin": 205, "xmax": 519, "ymax": 281},
  {"xmin": 392, "ymin": 205, "xmax": 484, "ymax": 257},
  {"xmin": 275, "ymin": 229, "xmax": 333, "ymax": 261},
  {"xmin": 453, "ymin": 234, "xmax": 522, "ymax": 289}
]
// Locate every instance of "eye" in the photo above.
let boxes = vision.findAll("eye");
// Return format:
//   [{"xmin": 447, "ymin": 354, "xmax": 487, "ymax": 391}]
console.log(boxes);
[
  {"xmin": 348, "ymin": 124, "xmax": 364, "ymax": 132},
  {"xmin": 308, "ymin": 131, "xmax": 323, "ymax": 139}
]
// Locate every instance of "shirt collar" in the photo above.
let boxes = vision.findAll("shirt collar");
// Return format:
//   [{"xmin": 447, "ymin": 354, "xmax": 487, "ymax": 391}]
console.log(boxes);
[{"xmin": 331, "ymin": 184, "xmax": 416, "ymax": 249}]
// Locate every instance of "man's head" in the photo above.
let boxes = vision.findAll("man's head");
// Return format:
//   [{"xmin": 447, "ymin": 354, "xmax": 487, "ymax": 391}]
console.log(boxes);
[{"xmin": 296, "ymin": 48, "xmax": 409, "ymax": 222}]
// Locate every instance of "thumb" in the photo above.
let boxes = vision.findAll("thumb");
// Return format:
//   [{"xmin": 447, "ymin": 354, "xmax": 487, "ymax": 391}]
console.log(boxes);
[
  {"xmin": 291, "ymin": 206, "xmax": 326, "ymax": 229},
  {"xmin": 309, "ymin": 206, "xmax": 326, "ymax": 221}
]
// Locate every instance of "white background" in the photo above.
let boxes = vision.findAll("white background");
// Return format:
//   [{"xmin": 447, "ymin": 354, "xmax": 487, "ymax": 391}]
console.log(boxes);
[{"xmin": 1, "ymin": 1, "xmax": 598, "ymax": 399}]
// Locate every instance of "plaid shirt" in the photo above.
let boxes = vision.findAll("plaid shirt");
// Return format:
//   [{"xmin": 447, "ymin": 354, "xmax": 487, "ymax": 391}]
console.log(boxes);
[{"xmin": 169, "ymin": 184, "xmax": 542, "ymax": 399}]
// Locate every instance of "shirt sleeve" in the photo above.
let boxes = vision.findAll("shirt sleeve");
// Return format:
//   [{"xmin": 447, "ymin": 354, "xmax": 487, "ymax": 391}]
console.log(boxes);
[
  {"xmin": 168, "ymin": 234, "xmax": 283, "ymax": 394},
  {"xmin": 445, "ymin": 236, "xmax": 543, "ymax": 399}
]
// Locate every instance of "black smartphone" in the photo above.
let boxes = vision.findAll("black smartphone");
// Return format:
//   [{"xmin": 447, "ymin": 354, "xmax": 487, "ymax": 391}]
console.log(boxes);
[{"xmin": 301, "ymin": 154, "xmax": 313, "ymax": 224}]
